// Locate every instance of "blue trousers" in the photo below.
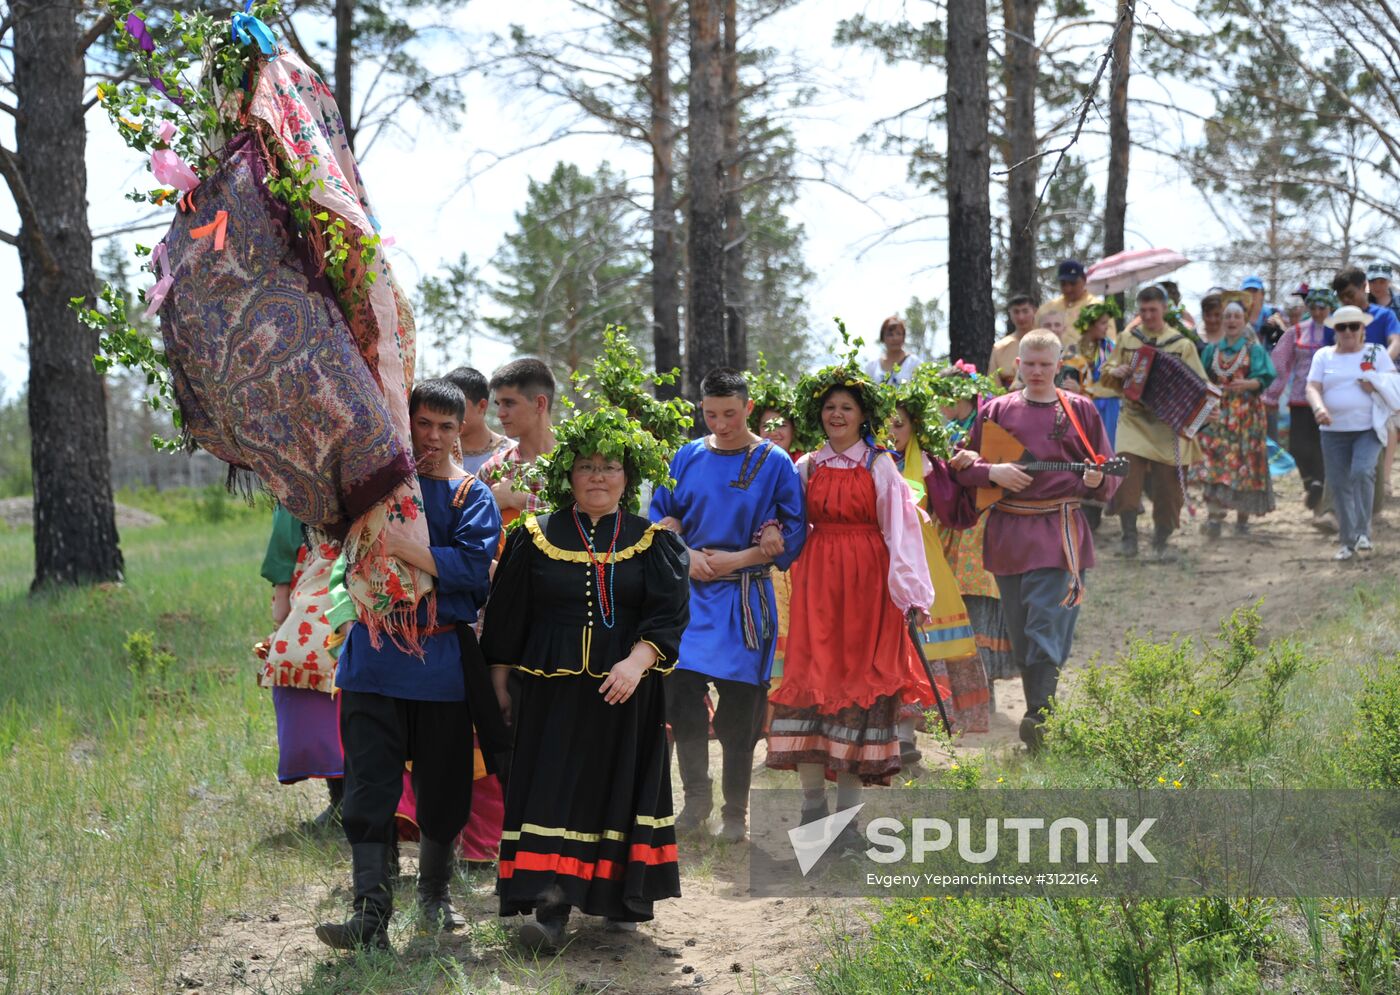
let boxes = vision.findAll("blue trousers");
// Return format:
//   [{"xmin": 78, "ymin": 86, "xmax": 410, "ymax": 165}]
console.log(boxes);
[
  {"xmin": 994, "ymin": 568, "xmax": 1082, "ymax": 721},
  {"xmin": 1320, "ymin": 429, "xmax": 1383, "ymax": 547}
]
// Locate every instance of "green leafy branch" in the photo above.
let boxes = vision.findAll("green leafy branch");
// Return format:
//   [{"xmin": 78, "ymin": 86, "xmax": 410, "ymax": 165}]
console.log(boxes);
[{"xmin": 73, "ymin": 286, "xmax": 184, "ymax": 453}]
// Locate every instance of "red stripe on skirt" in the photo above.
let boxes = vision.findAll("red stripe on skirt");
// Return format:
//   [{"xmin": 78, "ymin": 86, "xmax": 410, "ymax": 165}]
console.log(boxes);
[{"xmin": 499, "ymin": 843, "xmax": 679, "ymax": 881}]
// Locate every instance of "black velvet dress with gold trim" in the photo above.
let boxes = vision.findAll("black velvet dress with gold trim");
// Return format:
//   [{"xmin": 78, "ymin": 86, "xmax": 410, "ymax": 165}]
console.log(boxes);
[{"xmin": 481, "ymin": 509, "xmax": 690, "ymax": 923}]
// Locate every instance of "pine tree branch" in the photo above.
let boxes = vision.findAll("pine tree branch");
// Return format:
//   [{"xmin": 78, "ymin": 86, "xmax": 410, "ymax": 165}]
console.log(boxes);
[
  {"xmin": 0, "ymin": 144, "xmax": 58, "ymax": 276},
  {"xmin": 78, "ymin": 13, "xmax": 115, "ymax": 56}
]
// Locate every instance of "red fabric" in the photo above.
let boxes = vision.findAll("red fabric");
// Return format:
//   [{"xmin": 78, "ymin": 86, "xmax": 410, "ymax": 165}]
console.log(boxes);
[
  {"xmin": 393, "ymin": 735, "xmax": 505, "ymax": 862},
  {"xmin": 770, "ymin": 463, "xmax": 934, "ymax": 712},
  {"xmin": 498, "ymin": 843, "xmax": 679, "ymax": 882}
]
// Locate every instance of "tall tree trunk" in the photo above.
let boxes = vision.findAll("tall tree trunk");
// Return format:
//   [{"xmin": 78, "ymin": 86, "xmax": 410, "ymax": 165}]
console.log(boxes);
[
  {"xmin": 1102, "ymin": 0, "xmax": 1134, "ymax": 263},
  {"xmin": 1003, "ymin": 0, "xmax": 1040, "ymax": 299},
  {"xmin": 335, "ymin": 0, "xmax": 357, "ymax": 150},
  {"xmin": 648, "ymin": 0, "xmax": 682, "ymax": 398},
  {"xmin": 13, "ymin": 1, "xmax": 124, "ymax": 588},
  {"xmin": 687, "ymin": 0, "xmax": 726, "ymax": 401},
  {"xmin": 946, "ymin": 0, "xmax": 996, "ymax": 369},
  {"xmin": 721, "ymin": 0, "xmax": 745, "ymax": 369}
]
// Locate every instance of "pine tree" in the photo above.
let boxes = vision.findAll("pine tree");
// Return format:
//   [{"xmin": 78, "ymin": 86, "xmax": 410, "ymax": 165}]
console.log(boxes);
[{"xmin": 487, "ymin": 162, "xmax": 648, "ymax": 374}]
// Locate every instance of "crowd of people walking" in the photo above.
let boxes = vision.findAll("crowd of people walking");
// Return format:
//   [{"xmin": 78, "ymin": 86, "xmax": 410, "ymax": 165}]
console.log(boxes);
[{"xmin": 253, "ymin": 258, "xmax": 1400, "ymax": 954}]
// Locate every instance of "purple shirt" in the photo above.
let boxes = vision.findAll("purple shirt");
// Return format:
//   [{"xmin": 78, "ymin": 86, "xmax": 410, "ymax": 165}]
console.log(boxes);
[{"xmin": 952, "ymin": 391, "xmax": 1119, "ymax": 577}]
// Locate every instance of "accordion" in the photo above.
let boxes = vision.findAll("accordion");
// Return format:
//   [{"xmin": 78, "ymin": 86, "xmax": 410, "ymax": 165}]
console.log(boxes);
[{"xmin": 1122, "ymin": 344, "xmax": 1221, "ymax": 439}]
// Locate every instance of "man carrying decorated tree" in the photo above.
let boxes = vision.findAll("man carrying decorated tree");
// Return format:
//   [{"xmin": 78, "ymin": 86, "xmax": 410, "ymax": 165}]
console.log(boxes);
[
  {"xmin": 651, "ymin": 368, "xmax": 807, "ymax": 841},
  {"xmin": 318, "ymin": 379, "xmax": 501, "ymax": 949}
]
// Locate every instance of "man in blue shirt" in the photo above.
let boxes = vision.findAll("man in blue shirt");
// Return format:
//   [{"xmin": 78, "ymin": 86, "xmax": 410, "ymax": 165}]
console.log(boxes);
[
  {"xmin": 317, "ymin": 379, "xmax": 501, "ymax": 950},
  {"xmin": 1324, "ymin": 266, "xmax": 1400, "ymax": 357},
  {"xmin": 651, "ymin": 368, "xmax": 806, "ymax": 842}
]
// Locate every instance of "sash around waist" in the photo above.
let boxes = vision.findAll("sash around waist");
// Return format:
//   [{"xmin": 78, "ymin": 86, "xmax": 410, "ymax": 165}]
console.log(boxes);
[{"xmin": 997, "ymin": 497, "xmax": 1083, "ymax": 516}]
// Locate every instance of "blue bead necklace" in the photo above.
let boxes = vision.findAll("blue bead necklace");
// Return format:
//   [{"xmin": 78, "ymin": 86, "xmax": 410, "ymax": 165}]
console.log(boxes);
[{"xmin": 572, "ymin": 507, "xmax": 621, "ymax": 629}]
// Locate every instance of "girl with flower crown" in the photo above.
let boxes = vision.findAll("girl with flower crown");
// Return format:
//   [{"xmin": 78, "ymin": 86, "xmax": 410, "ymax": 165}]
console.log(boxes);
[
  {"xmin": 766, "ymin": 363, "xmax": 935, "ymax": 839},
  {"xmin": 887, "ymin": 379, "xmax": 991, "ymax": 741}
]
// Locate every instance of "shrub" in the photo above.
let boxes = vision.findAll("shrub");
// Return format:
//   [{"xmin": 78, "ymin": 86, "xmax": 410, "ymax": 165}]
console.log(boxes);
[{"xmin": 1345, "ymin": 662, "xmax": 1400, "ymax": 789}]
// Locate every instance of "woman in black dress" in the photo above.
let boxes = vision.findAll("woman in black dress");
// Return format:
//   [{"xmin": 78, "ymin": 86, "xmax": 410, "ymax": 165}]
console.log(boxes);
[{"xmin": 482, "ymin": 406, "xmax": 690, "ymax": 950}]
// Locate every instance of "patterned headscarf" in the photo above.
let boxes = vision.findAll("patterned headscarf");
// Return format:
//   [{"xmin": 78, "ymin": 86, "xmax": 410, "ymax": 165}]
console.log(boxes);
[{"xmin": 1306, "ymin": 288, "xmax": 1339, "ymax": 311}]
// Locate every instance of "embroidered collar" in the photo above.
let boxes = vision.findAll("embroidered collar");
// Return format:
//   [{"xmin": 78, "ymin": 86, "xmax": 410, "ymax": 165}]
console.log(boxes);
[{"xmin": 704, "ymin": 436, "xmax": 762, "ymax": 456}]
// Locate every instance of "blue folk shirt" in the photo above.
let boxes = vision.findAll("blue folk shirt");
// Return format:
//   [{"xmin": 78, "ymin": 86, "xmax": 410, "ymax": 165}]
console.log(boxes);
[
  {"xmin": 334, "ymin": 476, "xmax": 501, "ymax": 702},
  {"xmin": 649, "ymin": 439, "xmax": 806, "ymax": 685}
]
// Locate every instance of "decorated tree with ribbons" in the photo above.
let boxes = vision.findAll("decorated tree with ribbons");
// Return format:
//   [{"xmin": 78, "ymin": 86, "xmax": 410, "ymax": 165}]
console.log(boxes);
[{"xmin": 78, "ymin": 1, "xmax": 445, "ymax": 652}]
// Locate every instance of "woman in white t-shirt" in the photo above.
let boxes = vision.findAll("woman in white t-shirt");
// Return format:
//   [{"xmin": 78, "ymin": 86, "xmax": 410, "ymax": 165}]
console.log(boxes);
[
  {"xmin": 1306, "ymin": 305, "xmax": 1397, "ymax": 560},
  {"xmin": 864, "ymin": 315, "xmax": 923, "ymax": 385}
]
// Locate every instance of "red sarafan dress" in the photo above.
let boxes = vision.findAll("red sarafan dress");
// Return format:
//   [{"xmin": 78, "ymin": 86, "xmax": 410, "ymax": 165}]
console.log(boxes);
[{"xmin": 767, "ymin": 441, "xmax": 935, "ymax": 785}]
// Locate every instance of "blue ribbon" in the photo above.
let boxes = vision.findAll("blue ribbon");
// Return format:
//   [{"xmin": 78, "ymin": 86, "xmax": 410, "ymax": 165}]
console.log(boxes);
[{"xmin": 231, "ymin": 4, "xmax": 277, "ymax": 55}]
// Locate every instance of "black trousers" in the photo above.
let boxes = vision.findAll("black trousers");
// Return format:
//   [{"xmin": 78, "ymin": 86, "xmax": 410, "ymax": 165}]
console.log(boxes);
[
  {"xmin": 339, "ymin": 690, "xmax": 474, "ymax": 846},
  {"xmin": 665, "ymin": 668, "xmax": 766, "ymax": 752},
  {"xmin": 1287, "ymin": 404, "xmax": 1326, "ymax": 493}
]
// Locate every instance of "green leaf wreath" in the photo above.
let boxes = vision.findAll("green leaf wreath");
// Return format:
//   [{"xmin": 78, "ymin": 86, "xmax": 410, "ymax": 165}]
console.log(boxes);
[
  {"xmin": 794, "ymin": 318, "xmax": 896, "ymax": 445},
  {"xmin": 533, "ymin": 404, "xmax": 675, "ymax": 514},
  {"xmin": 890, "ymin": 377, "xmax": 951, "ymax": 459},
  {"xmin": 567, "ymin": 326, "xmax": 695, "ymax": 457},
  {"xmin": 1073, "ymin": 297, "xmax": 1123, "ymax": 336}
]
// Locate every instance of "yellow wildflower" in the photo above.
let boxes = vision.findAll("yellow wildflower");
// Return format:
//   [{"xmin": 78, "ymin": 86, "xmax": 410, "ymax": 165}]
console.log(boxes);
[
  {"xmin": 1053, "ymin": 971, "xmax": 1064, "ymax": 979},
  {"xmin": 1157, "ymin": 776, "xmax": 1166, "ymax": 784},
  {"xmin": 1191, "ymin": 708, "xmax": 1201, "ymax": 716},
  {"xmin": 1171, "ymin": 780, "xmax": 1182, "ymax": 788}
]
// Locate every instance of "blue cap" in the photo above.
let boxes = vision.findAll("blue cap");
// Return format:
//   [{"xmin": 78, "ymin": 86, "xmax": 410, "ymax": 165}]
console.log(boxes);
[
  {"xmin": 1241, "ymin": 275, "xmax": 1265, "ymax": 292},
  {"xmin": 1057, "ymin": 259, "xmax": 1086, "ymax": 281}
]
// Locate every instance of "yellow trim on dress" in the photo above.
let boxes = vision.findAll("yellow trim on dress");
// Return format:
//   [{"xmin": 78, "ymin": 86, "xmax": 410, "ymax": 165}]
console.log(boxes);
[
  {"xmin": 501, "ymin": 813, "xmax": 676, "ymax": 843},
  {"xmin": 508, "ymin": 515, "xmax": 673, "ymax": 679},
  {"xmin": 524, "ymin": 514, "xmax": 663, "ymax": 563},
  {"xmin": 639, "ymin": 639, "xmax": 677, "ymax": 675}
]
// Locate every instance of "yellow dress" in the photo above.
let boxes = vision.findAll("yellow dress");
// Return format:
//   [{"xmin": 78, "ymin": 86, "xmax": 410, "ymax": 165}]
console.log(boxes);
[{"xmin": 901, "ymin": 443, "xmax": 990, "ymax": 734}]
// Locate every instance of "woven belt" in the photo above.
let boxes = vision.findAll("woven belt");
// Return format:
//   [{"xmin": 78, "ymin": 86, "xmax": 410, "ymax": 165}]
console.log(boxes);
[
  {"xmin": 423, "ymin": 624, "xmax": 456, "ymax": 637},
  {"xmin": 712, "ymin": 568, "xmax": 773, "ymax": 651},
  {"xmin": 997, "ymin": 497, "xmax": 1086, "ymax": 607}
]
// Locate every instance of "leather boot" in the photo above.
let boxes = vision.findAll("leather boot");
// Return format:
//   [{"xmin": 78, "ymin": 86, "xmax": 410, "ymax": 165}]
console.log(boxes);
[
  {"xmin": 1117, "ymin": 514, "xmax": 1139, "ymax": 558},
  {"xmin": 518, "ymin": 903, "xmax": 571, "ymax": 950},
  {"xmin": 673, "ymin": 737, "xmax": 712, "ymax": 834},
  {"xmin": 315, "ymin": 842, "xmax": 392, "ymax": 950},
  {"xmin": 305, "ymin": 777, "xmax": 344, "ymax": 834},
  {"xmin": 1151, "ymin": 525, "xmax": 1179, "ymax": 563},
  {"xmin": 716, "ymin": 745, "xmax": 752, "ymax": 842},
  {"xmin": 416, "ymin": 836, "xmax": 466, "ymax": 931}
]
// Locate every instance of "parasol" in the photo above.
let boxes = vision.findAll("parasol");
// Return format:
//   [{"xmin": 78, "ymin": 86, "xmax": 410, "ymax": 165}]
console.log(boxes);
[{"xmin": 1085, "ymin": 248, "xmax": 1190, "ymax": 296}]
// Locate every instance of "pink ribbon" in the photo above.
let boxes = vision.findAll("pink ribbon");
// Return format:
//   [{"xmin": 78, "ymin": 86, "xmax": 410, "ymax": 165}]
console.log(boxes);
[
  {"xmin": 142, "ymin": 243, "xmax": 173, "ymax": 319},
  {"xmin": 151, "ymin": 122, "xmax": 199, "ymax": 193}
]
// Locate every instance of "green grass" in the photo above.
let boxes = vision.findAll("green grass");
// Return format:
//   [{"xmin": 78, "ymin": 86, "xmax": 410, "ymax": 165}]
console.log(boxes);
[{"xmin": 0, "ymin": 517, "xmax": 327, "ymax": 994}]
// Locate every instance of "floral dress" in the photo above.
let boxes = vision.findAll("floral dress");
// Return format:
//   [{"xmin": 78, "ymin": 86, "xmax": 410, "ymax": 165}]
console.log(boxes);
[{"xmin": 1196, "ymin": 337, "xmax": 1277, "ymax": 515}]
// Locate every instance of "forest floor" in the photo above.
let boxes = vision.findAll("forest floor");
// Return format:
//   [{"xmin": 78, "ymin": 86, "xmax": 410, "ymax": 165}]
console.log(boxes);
[{"xmin": 1, "ymin": 474, "xmax": 1394, "ymax": 994}]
